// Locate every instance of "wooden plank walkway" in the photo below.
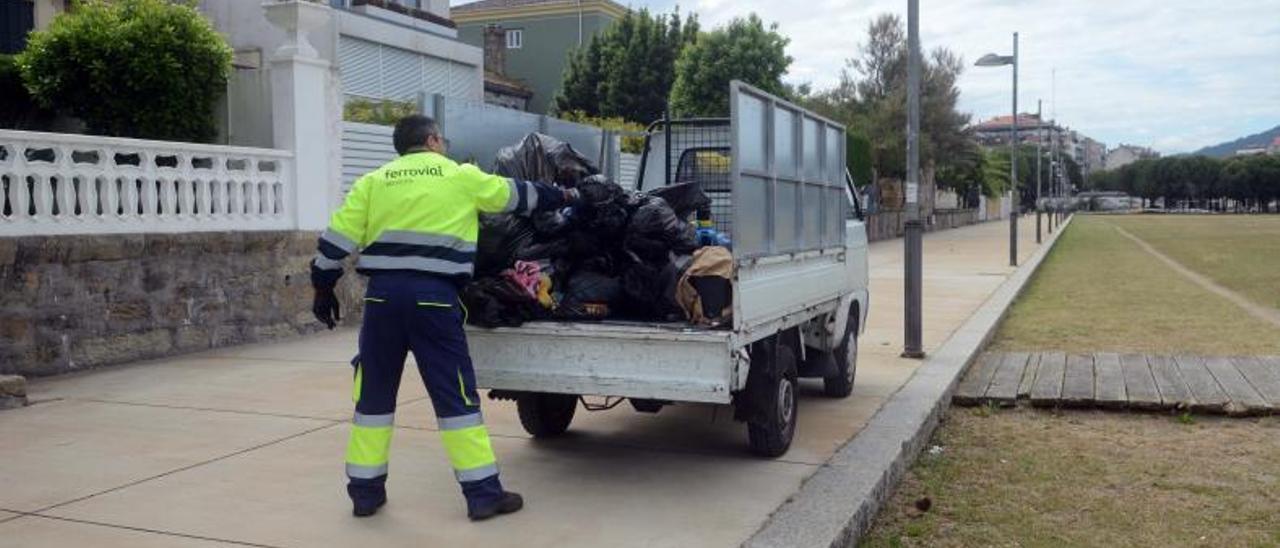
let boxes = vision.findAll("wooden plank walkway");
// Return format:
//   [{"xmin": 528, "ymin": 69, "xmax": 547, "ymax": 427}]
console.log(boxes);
[{"xmin": 954, "ymin": 352, "xmax": 1280, "ymax": 416}]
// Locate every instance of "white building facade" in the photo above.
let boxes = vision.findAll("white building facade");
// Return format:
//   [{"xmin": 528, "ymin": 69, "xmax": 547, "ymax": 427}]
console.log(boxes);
[{"xmin": 201, "ymin": 1, "xmax": 483, "ymax": 148}]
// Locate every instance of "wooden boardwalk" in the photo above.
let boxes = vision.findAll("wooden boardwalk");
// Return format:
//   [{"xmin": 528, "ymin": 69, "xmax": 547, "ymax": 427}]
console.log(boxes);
[{"xmin": 954, "ymin": 352, "xmax": 1280, "ymax": 415}]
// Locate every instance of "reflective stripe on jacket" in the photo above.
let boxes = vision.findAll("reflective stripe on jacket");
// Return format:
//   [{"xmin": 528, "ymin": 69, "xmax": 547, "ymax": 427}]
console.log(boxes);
[{"xmin": 314, "ymin": 151, "xmax": 564, "ymax": 281}]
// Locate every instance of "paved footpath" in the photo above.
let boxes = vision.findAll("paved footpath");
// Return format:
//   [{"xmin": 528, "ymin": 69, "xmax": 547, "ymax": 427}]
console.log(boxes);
[{"xmin": 1, "ymin": 217, "xmax": 1040, "ymax": 548}]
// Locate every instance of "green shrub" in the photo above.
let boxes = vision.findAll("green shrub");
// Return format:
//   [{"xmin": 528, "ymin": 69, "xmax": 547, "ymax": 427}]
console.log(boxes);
[
  {"xmin": 16, "ymin": 0, "xmax": 232, "ymax": 142},
  {"xmin": 557, "ymin": 110, "xmax": 646, "ymax": 154},
  {"xmin": 846, "ymin": 131, "xmax": 873, "ymax": 187},
  {"xmin": 342, "ymin": 98, "xmax": 418, "ymax": 126},
  {"xmin": 0, "ymin": 54, "xmax": 54, "ymax": 130}
]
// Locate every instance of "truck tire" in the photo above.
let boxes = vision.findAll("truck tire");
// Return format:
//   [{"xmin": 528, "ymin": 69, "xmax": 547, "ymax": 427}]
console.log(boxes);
[
  {"xmin": 516, "ymin": 393, "xmax": 577, "ymax": 438},
  {"xmin": 747, "ymin": 340, "xmax": 798, "ymax": 457},
  {"xmin": 823, "ymin": 305, "xmax": 859, "ymax": 398}
]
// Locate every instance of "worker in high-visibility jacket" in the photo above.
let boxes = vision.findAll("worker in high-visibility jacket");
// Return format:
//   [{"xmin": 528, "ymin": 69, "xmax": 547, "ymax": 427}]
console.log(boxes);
[{"xmin": 310, "ymin": 115, "xmax": 589, "ymax": 521}]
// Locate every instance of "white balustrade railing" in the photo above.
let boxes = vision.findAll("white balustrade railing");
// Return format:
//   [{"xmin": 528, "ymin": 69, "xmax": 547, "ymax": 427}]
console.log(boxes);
[{"xmin": 0, "ymin": 129, "xmax": 295, "ymax": 236}]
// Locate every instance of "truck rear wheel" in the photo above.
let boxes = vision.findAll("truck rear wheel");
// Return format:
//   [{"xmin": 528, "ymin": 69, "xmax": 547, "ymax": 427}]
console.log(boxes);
[
  {"xmin": 746, "ymin": 340, "xmax": 798, "ymax": 457},
  {"xmin": 516, "ymin": 393, "xmax": 577, "ymax": 438},
  {"xmin": 823, "ymin": 305, "xmax": 859, "ymax": 398}
]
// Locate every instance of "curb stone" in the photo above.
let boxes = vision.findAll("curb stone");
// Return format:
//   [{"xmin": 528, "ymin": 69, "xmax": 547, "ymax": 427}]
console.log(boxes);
[{"xmin": 744, "ymin": 215, "xmax": 1075, "ymax": 548}]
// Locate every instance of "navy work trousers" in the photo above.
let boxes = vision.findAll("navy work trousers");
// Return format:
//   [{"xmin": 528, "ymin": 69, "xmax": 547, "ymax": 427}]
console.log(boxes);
[{"xmin": 345, "ymin": 271, "xmax": 504, "ymax": 514}]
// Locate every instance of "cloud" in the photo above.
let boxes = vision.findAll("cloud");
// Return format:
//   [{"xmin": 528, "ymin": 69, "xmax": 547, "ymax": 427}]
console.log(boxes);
[{"xmin": 453, "ymin": 0, "xmax": 1280, "ymax": 153}]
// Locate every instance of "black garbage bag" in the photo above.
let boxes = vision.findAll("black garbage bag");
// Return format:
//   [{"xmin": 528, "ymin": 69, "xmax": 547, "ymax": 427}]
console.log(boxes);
[
  {"xmin": 546, "ymin": 138, "xmax": 600, "ymax": 187},
  {"xmin": 493, "ymin": 133, "xmax": 599, "ymax": 187},
  {"xmin": 623, "ymin": 196, "xmax": 698, "ymax": 262},
  {"xmin": 576, "ymin": 201, "xmax": 628, "ymax": 240},
  {"xmin": 578, "ymin": 175, "xmax": 626, "ymax": 206},
  {"xmin": 530, "ymin": 209, "xmax": 574, "ymax": 236},
  {"xmin": 619, "ymin": 261, "xmax": 681, "ymax": 320},
  {"xmin": 556, "ymin": 271, "xmax": 622, "ymax": 321},
  {"xmin": 493, "ymin": 134, "xmax": 549, "ymax": 182},
  {"xmin": 648, "ymin": 181, "xmax": 711, "ymax": 219},
  {"xmin": 462, "ymin": 276, "xmax": 540, "ymax": 328},
  {"xmin": 519, "ymin": 238, "xmax": 572, "ymax": 262},
  {"xmin": 476, "ymin": 214, "xmax": 536, "ymax": 277}
]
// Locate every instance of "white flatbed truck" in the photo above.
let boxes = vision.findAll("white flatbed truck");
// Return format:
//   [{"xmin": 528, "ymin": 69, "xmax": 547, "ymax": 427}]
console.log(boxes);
[{"xmin": 468, "ymin": 82, "xmax": 870, "ymax": 456}]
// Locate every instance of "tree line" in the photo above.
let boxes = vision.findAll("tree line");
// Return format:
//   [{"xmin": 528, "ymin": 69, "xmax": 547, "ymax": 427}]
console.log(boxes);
[
  {"xmin": 1087, "ymin": 154, "xmax": 1280, "ymax": 212},
  {"xmin": 550, "ymin": 11, "xmax": 1083, "ymax": 211},
  {"xmin": 551, "ymin": 10, "xmax": 790, "ymax": 122}
]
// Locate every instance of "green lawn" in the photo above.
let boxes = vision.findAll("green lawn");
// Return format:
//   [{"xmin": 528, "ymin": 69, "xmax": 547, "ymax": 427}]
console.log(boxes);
[
  {"xmin": 863, "ymin": 215, "xmax": 1280, "ymax": 547},
  {"xmin": 1106, "ymin": 214, "xmax": 1280, "ymax": 310},
  {"xmin": 861, "ymin": 409, "xmax": 1280, "ymax": 548},
  {"xmin": 988, "ymin": 215, "xmax": 1280, "ymax": 355}
]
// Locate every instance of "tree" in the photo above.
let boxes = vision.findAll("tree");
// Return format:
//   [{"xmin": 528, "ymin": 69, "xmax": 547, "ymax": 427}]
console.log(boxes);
[
  {"xmin": 1089, "ymin": 154, "xmax": 1279, "ymax": 212},
  {"xmin": 801, "ymin": 14, "xmax": 971, "ymax": 183},
  {"xmin": 669, "ymin": 14, "xmax": 791, "ymax": 117},
  {"xmin": 551, "ymin": 9, "xmax": 698, "ymax": 124},
  {"xmin": 17, "ymin": 0, "xmax": 232, "ymax": 142}
]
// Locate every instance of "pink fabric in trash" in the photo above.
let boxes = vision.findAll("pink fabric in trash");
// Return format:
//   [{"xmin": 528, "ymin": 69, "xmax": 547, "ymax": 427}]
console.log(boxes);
[{"xmin": 503, "ymin": 260, "xmax": 542, "ymax": 300}]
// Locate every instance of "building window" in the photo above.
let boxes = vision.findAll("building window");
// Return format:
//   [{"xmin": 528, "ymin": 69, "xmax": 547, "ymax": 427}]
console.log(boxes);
[
  {"xmin": 506, "ymin": 29, "xmax": 523, "ymax": 49},
  {"xmin": 0, "ymin": 1, "xmax": 35, "ymax": 55}
]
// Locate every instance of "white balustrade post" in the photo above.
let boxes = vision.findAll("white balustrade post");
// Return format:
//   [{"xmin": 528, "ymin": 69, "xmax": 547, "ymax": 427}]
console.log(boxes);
[{"xmin": 265, "ymin": 0, "xmax": 335, "ymax": 231}]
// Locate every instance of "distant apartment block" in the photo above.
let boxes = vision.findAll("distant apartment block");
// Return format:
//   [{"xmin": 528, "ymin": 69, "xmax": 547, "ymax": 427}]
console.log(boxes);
[
  {"xmin": 453, "ymin": 0, "xmax": 629, "ymax": 114},
  {"xmin": 1105, "ymin": 144, "xmax": 1160, "ymax": 170},
  {"xmin": 971, "ymin": 114, "xmax": 1105, "ymax": 175}
]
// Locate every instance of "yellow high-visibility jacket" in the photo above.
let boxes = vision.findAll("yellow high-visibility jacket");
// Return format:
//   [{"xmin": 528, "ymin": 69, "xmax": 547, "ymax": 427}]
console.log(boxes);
[{"xmin": 313, "ymin": 151, "xmax": 566, "ymax": 281}]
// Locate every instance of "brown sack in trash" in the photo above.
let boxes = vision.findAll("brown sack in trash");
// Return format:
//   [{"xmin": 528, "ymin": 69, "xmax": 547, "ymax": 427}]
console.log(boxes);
[{"xmin": 676, "ymin": 246, "xmax": 735, "ymax": 325}]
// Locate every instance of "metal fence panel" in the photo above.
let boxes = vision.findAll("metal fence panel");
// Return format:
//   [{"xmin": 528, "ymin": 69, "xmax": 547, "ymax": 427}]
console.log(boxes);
[
  {"xmin": 340, "ymin": 98, "xmax": 615, "ymax": 188},
  {"xmin": 441, "ymin": 99, "xmax": 542, "ymax": 170}
]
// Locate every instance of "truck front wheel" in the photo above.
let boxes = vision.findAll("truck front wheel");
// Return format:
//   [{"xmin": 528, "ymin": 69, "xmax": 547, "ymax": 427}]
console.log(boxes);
[
  {"xmin": 823, "ymin": 305, "xmax": 859, "ymax": 398},
  {"xmin": 516, "ymin": 393, "xmax": 577, "ymax": 438},
  {"xmin": 746, "ymin": 340, "xmax": 798, "ymax": 457}
]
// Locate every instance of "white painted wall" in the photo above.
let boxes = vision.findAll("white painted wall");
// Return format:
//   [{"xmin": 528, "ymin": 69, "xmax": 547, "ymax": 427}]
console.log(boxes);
[{"xmin": 198, "ymin": 1, "xmax": 482, "ymax": 148}]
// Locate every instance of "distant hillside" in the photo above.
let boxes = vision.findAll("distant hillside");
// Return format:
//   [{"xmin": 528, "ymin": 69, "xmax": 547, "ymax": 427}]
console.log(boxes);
[{"xmin": 1193, "ymin": 125, "xmax": 1280, "ymax": 158}]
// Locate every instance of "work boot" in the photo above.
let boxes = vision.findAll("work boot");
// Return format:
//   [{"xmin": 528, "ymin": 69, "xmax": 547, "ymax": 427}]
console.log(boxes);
[
  {"xmin": 352, "ymin": 496, "xmax": 386, "ymax": 518},
  {"xmin": 467, "ymin": 491, "xmax": 524, "ymax": 521}
]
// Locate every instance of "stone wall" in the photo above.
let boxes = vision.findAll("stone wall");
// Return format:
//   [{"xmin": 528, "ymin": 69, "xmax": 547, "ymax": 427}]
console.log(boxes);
[
  {"xmin": 0, "ymin": 232, "xmax": 366, "ymax": 377},
  {"xmin": 864, "ymin": 208, "xmax": 982, "ymax": 242}
]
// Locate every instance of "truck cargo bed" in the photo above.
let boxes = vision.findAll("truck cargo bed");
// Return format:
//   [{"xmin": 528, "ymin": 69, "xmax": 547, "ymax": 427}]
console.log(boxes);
[{"xmin": 466, "ymin": 321, "xmax": 740, "ymax": 404}]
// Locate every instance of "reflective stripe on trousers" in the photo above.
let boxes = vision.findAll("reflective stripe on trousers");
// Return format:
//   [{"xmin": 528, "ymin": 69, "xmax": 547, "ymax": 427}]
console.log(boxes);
[
  {"xmin": 346, "ymin": 411, "xmax": 394, "ymax": 479},
  {"xmin": 438, "ymin": 412, "xmax": 498, "ymax": 482}
]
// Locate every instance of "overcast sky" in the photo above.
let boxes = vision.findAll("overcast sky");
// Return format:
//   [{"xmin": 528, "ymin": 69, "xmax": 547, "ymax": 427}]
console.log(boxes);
[{"xmin": 453, "ymin": 0, "xmax": 1280, "ymax": 153}]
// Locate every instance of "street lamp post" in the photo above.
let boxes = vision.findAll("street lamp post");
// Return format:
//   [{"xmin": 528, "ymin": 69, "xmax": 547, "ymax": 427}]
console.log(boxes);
[
  {"xmin": 976, "ymin": 32, "xmax": 1019, "ymax": 267},
  {"xmin": 1035, "ymin": 99, "xmax": 1042, "ymax": 243},
  {"xmin": 902, "ymin": 0, "xmax": 924, "ymax": 359},
  {"xmin": 1047, "ymin": 117, "xmax": 1054, "ymax": 234}
]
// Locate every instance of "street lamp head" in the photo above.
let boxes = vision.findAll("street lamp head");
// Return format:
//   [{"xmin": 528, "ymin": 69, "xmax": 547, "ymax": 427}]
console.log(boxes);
[{"xmin": 975, "ymin": 53, "xmax": 1014, "ymax": 67}]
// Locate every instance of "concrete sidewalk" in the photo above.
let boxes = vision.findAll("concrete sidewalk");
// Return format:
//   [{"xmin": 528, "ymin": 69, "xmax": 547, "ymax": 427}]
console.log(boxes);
[{"xmin": 1, "ymin": 217, "xmax": 1043, "ymax": 548}]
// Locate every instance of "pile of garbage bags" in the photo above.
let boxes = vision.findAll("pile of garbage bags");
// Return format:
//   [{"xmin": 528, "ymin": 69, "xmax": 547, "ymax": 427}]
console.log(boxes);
[{"xmin": 463, "ymin": 133, "xmax": 733, "ymax": 328}]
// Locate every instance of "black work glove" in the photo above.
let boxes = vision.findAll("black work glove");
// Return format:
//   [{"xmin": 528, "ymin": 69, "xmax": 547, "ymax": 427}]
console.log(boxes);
[
  {"xmin": 313, "ymin": 288, "xmax": 341, "ymax": 329},
  {"xmin": 311, "ymin": 259, "xmax": 343, "ymax": 329}
]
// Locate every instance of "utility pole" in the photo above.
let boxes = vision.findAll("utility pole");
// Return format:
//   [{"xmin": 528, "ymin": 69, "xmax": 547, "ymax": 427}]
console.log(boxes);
[
  {"xmin": 1051, "ymin": 68, "xmax": 1060, "ymax": 225},
  {"xmin": 902, "ymin": 0, "xmax": 924, "ymax": 359},
  {"xmin": 1035, "ymin": 99, "xmax": 1042, "ymax": 244},
  {"xmin": 1009, "ymin": 32, "xmax": 1019, "ymax": 267}
]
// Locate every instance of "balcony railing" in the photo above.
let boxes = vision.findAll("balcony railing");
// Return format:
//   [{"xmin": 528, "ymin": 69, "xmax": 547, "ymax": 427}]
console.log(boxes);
[{"xmin": 0, "ymin": 130, "xmax": 295, "ymax": 236}]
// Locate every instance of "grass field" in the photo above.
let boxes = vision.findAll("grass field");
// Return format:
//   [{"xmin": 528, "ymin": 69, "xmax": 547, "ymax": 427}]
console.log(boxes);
[
  {"xmin": 863, "ymin": 214, "xmax": 1280, "ymax": 547},
  {"xmin": 1107, "ymin": 215, "xmax": 1280, "ymax": 310},
  {"xmin": 861, "ymin": 409, "xmax": 1280, "ymax": 548},
  {"xmin": 988, "ymin": 215, "xmax": 1280, "ymax": 355}
]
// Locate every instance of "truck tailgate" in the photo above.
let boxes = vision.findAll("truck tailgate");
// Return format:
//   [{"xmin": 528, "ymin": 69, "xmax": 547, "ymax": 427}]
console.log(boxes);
[{"xmin": 466, "ymin": 322, "xmax": 738, "ymax": 404}]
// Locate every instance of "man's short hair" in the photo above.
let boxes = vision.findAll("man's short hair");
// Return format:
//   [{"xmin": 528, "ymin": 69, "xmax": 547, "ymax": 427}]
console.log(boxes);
[{"xmin": 393, "ymin": 115, "xmax": 440, "ymax": 155}]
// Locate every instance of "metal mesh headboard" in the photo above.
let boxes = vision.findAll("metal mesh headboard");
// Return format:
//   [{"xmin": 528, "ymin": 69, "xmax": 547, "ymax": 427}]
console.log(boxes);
[{"xmin": 638, "ymin": 119, "xmax": 733, "ymax": 236}]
